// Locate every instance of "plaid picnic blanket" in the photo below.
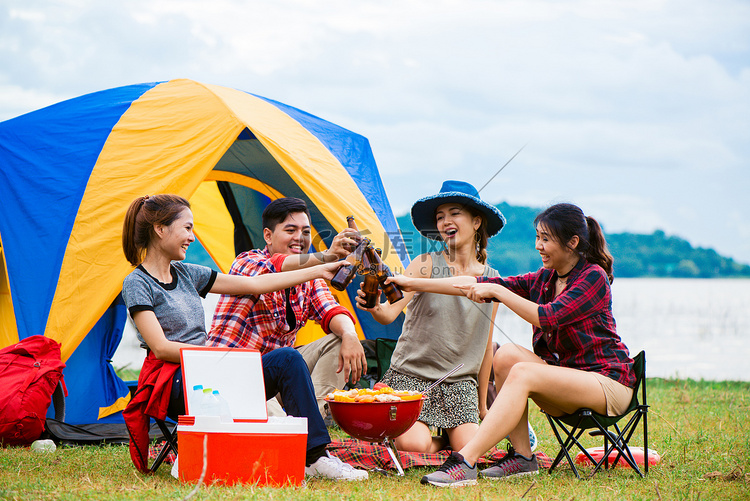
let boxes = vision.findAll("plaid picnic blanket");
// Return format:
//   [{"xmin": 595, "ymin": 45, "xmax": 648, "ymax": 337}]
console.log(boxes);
[
  {"xmin": 149, "ymin": 440, "xmax": 177, "ymax": 465},
  {"xmin": 328, "ymin": 439, "xmax": 553, "ymax": 471}
]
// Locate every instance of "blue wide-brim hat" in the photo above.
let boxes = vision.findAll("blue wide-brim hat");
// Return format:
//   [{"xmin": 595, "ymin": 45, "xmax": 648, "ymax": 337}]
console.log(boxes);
[{"xmin": 410, "ymin": 180, "xmax": 506, "ymax": 240}]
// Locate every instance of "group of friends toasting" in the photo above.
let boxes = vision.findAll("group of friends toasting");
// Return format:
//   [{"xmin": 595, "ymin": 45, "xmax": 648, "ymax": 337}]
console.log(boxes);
[{"xmin": 122, "ymin": 179, "xmax": 635, "ymax": 487}]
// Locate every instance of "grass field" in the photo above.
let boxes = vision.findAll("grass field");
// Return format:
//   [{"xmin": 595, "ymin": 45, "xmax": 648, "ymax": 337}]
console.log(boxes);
[{"xmin": 1, "ymin": 378, "xmax": 748, "ymax": 500}]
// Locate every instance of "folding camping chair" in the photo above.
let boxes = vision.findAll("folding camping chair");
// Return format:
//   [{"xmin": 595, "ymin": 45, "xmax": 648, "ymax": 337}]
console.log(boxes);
[
  {"xmin": 124, "ymin": 378, "xmax": 181, "ymax": 474},
  {"xmin": 545, "ymin": 351, "xmax": 648, "ymax": 479}
]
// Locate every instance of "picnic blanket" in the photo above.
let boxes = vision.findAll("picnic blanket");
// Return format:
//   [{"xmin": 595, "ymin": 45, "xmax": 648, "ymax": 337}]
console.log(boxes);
[{"xmin": 328, "ymin": 439, "xmax": 553, "ymax": 471}]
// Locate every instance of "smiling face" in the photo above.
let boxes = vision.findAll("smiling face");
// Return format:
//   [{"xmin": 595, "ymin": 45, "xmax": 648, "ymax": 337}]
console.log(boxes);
[
  {"xmin": 264, "ymin": 211, "xmax": 312, "ymax": 256},
  {"xmin": 155, "ymin": 207, "xmax": 195, "ymax": 261},
  {"xmin": 535, "ymin": 222, "xmax": 579, "ymax": 271},
  {"xmin": 435, "ymin": 203, "xmax": 481, "ymax": 248}
]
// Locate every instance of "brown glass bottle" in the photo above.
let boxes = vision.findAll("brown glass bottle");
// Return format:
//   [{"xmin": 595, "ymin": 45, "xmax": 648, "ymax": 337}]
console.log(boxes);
[
  {"xmin": 361, "ymin": 273, "xmax": 380, "ymax": 308},
  {"xmin": 356, "ymin": 232, "xmax": 372, "ymax": 272},
  {"xmin": 372, "ymin": 247, "xmax": 404, "ymax": 304},
  {"xmin": 330, "ymin": 237, "xmax": 369, "ymax": 291},
  {"xmin": 361, "ymin": 246, "xmax": 381, "ymax": 308},
  {"xmin": 344, "ymin": 215, "xmax": 360, "ymax": 252}
]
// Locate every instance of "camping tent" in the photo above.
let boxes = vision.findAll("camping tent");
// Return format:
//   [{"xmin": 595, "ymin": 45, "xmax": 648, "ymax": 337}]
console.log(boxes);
[{"xmin": 0, "ymin": 79, "xmax": 409, "ymax": 425}]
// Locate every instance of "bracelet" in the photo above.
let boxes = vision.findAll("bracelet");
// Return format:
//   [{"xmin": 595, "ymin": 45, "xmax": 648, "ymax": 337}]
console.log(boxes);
[{"xmin": 319, "ymin": 251, "xmax": 336, "ymax": 263}]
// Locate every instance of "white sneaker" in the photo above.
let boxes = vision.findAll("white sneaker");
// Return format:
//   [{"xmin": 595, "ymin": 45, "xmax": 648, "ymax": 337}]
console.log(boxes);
[
  {"xmin": 305, "ymin": 452, "xmax": 369, "ymax": 481},
  {"xmin": 170, "ymin": 455, "xmax": 179, "ymax": 479},
  {"xmin": 528, "ymin": 423, "xmax": 538, "ymax": 452},
  {"xmin": 503, "ymin": 424, "xmax": 538, "ymax": 452}
]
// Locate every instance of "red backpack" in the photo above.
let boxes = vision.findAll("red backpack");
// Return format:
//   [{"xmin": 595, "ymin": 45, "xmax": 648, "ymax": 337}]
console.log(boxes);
[{"xmin": 0, "ymin": 335, "xmax": 66, "ymax": 446}]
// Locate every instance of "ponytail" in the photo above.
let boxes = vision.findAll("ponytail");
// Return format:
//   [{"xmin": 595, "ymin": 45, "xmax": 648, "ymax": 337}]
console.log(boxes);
[
  {"xmin": 122, "ymin": 196, "xmax": 149, "ymax": 266},
  {"xmin": 121, "ymin": 194, "xmax": 190, "ymax": 266},
  {"xmin": 585, "ymin": 216, "xmax": 614, "ymax": 284}
]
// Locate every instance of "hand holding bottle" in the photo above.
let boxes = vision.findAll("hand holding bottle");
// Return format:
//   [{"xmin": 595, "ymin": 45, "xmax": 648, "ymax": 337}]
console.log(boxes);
[
  {"xmin": 330, "ymin": 238, "xmax": 370, "ymax": 291},
  {"xmin": 326, "ymin": 227, "xmax": 361, "ymax": 260}
]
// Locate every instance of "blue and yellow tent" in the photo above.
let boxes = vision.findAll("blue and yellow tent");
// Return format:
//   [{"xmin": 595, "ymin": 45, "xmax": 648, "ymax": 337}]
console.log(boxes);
[{"xmin": 0, "ymin": 79, "xmax": 408, "ymax": 425}]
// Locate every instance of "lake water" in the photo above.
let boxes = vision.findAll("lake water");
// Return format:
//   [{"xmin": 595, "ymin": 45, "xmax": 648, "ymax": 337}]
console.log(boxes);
[
  {"xmin": 492, "ymin": 278, "xmax": 750, "ymax": 382},
  {"xmin": 113, "ymin": 279, "xmax": 750, "ymax": 382}
]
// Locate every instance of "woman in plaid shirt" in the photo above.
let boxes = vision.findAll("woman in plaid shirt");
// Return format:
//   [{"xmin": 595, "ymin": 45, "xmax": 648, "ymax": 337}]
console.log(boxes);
[{"xmin": 391, "ymin": 203, "xmax": 636, "ymax": 486}]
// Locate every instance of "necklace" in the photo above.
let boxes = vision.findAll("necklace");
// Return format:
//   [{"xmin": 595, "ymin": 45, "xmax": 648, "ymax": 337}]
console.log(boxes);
[{"xmin": 557, "ymin": 268, "xmax": 573, "ymax": 279}]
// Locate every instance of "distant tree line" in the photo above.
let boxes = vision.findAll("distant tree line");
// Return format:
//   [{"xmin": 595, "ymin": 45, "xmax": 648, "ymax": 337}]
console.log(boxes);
[{"xmin": 395, "ymin": 202, "xmax": 750, "ymax": 278}]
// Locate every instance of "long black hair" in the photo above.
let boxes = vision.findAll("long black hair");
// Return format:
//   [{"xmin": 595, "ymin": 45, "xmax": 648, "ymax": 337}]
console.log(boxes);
[{"xmin": 534, "ymin": 203, "xmax": 614, "ymax": 283}]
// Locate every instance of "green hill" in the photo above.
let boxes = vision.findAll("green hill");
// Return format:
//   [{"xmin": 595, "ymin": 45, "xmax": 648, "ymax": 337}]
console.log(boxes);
[{"xmin": 395, "ymin": 202, "xmax": 750, "ymax": 278}]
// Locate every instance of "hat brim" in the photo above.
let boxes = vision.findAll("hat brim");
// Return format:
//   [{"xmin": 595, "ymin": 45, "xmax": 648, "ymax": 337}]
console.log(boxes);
[{"xmin": 410, "ymin": 192, "xmax": 506, "ymax": 241}]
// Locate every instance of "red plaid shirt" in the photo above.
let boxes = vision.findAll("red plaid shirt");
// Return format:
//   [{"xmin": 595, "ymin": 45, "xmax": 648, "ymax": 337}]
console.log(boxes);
[
  {"xmin": 207, "ymin": 248, "xmax": 354, "ymax": 354},
  {"xmin": 478, "ymin": 259, "xmax": 635, "ymax": 387}
]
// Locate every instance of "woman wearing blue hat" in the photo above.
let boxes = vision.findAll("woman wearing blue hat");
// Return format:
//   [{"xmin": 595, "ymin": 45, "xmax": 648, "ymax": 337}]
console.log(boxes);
[{"xmin": 356, "ymin": 180, "xmax": 504, "ymax": 454}]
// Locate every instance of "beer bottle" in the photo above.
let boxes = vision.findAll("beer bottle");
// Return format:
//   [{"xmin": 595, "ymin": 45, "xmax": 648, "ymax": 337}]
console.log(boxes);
[
  {"xmin": 330, "ymin": 237, "xmax": 370, "ymax": 291},
  {"xmin": 358, "ymin": 238, "xmax": 372, "ymax": 274},
  {"xmin": 344, "ymin": 215, "xmax": 360, "ymax": 252},
  {"xmin": 372, "ymin": 247, "xmax": 404, "ymax": 304},
  {"xmin": 361, "ymin": 246, "xmax": 381, "ymax": 308}
]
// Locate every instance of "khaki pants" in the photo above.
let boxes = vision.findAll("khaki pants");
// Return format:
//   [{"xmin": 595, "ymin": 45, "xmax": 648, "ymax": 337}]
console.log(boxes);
[{"xmin": 266, "ymin": 333, "xmax": 344, "ymax": 419}]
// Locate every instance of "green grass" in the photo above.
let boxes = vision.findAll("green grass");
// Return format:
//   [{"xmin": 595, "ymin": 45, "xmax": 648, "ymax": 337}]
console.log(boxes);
[
  {"xmin": 115, "ymin": 367, "xmax": 141, "ymax": 383},
  {"xmin": 2, "ymin": 379, "xmax": 748, "ymax": 500}
]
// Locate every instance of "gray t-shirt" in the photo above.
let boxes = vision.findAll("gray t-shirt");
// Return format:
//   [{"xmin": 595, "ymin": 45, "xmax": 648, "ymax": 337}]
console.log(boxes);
[{"xmin": 122, "ymin": 262, "xmax": 217, "ymax": 350}]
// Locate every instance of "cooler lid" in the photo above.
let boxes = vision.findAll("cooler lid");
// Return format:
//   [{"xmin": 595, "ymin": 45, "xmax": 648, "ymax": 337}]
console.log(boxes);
[{"xmin": 180, "ymin": 347, "xmax": 268, "ymax": 422}]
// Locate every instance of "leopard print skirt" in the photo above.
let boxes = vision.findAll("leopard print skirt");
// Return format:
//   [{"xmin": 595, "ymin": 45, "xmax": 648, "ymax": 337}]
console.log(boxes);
[{"xmin": 380, "ymin": 368, "xmax": 479, "ymax": 429}]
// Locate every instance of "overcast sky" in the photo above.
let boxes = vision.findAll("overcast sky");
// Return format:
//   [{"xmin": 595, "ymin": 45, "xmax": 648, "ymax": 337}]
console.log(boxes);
[{"xmin": 2, "ymin": 0, "xmax": 749, "ymax": 264}]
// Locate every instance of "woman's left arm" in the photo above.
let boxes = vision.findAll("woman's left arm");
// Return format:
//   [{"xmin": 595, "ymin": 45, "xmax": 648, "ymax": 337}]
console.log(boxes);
[
  {"xmin": 210, "ymin": 261, "xmax": 343, "ymax": 296},
  {"xmin": 456, "ymin": 282, "xmax": 542, "ymax": 328}
]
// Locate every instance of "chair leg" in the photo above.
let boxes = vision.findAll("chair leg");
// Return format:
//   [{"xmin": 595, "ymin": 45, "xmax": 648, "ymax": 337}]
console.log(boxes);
[
  {"xmin": 642, "ymin": 405, "xmax": 649, "ymax": 475},
  {"xmin": 602, "ymin": 429, "xmax": 609, "ymax": 471},
  {"xmin": 546, "ymin": 414, "xmax": 597, "ymax": 480},
  {"xmin": 150, "ymin": 420, "xmax": 178, "ymax": 473},
  {"xmin": 546, "ymin": 414, "xmax": 579, "ymax": 478},
  {"xmin": 587, "ymin": 417, "xmax": 644, "ymax": 478},
  {"xmin": 615, "ymin": 422, "xmax": 644, "ymax": 476}
]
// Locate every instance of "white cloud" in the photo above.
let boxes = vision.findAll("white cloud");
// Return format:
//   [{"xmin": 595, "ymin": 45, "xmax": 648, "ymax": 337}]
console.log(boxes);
[
  {"xmin": 0, "ymin": 84, "xmax": 64, "ymax": 119},
  {"xmin": 1, "ymin": 0, "xmax": 749, "ymax": 263}
]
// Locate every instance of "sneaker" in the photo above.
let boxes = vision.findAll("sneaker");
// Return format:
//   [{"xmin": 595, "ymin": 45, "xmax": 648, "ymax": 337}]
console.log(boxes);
[
  {"xmin": 170, "ymin": 455, "xmax": 179, "ymax": 479},
  {"xmin": 528, "ymin": 423, "xmax": 538, "ymax": 452},
  {"xmin": 503, "ymin": 423, "xmax": 538, "ymax": 452},
  {"xmin": 480, "ymin": 447, "xmax": 539, "ymax": 480},
  {"xmin": 305, "ymin": 452, "xmax": 368, "ymax": 481},
  {"xmin": 420, "ymin": 451, "xmax": 478, "ymax": 487}
]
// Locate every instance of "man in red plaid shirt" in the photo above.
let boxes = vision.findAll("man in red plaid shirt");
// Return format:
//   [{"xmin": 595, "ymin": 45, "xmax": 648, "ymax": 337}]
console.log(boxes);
[{"xmin": 207, "ymin": 197, "xmax": 367, "ymax": 419}]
